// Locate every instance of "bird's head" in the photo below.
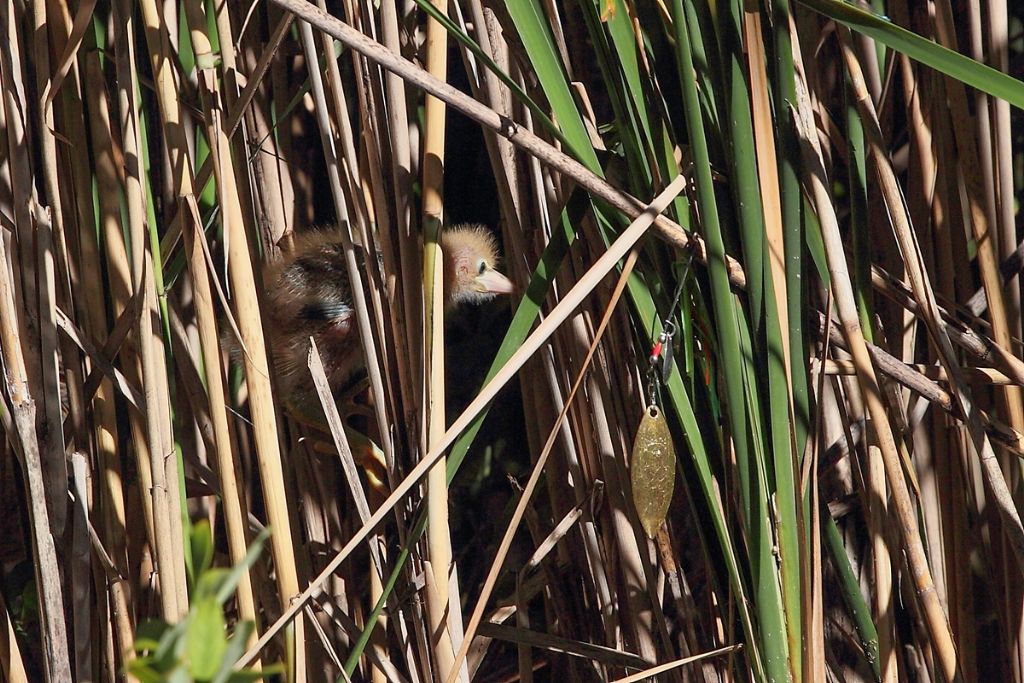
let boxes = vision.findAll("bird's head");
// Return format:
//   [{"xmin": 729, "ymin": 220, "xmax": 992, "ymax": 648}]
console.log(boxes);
[{"xmin": 441, "ymin": 224, "xmax": 514, "ymax": 308}]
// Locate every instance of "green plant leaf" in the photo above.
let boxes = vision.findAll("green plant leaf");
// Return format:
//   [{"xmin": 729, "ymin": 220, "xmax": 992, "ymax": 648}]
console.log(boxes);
[
  {"xmin": 187, "ymin": 599, "xmax": 228, "ymax": 681},
  {"xmin": 134, "ymin": 619, "xmax": 172, "ymax": 653},
  {"xmin": 194, "ymin": 568, "xmax": 231, "ymax": 602},
  {"xmin": 154, "ymin": 621, "xmax": 188, "ymax": 672},
  {"xmin": 212, "ymin": 622, "xmax": 254, "ymax": 683},
  {"xmin": 126, "ymin": 661, "xmax": 166, "ymax": 683},
  {"xmin": 189, "ymin": 519, "xmax": 215, "ymax": 588}
]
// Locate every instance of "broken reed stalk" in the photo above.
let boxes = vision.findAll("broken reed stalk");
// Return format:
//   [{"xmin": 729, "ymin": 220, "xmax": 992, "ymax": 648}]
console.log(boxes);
[
  {"xmin": 1, "ymin": 7, "xmax": 71, "ymax": 678},
  {"xmin": 792, "ymin": 33, "xmax": 961, "ymax": 681},
  {"xmin": 0, "ymin": 230, "xmax": 72, "ymax": 683}
]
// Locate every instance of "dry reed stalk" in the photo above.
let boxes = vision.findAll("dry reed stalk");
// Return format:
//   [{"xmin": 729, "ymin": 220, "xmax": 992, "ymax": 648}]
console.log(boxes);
[
  {"xmin": 149, "ymin": 1, "xmax": 308, "ymax": 648},
  {"xmin": 455, "ymin": 0, "xmax": 524, "ymax": 236},
  {"xmin": 867, "ymin": 439, "xmax": 897, "ymax": 683},
  {"xmin": 376, "ymin": 0, "xmax": 423, "ymax": 444},
  {"xmin": 307, "ymin": 344, "xmax": 388, "ymax": 682},
  {"xmin": 978, "ymin": 1, "xmax": 1024, "ymax": 674},
  {"xmin": 963, "ymin": 2, "xmax": 1000, "ymax": 343},
  {"xmin": 869, "ymin": 267, "xmax": 1024, "ymax": 385},
  {"xmin": 67, "ymin": 454, "xmax": 93, "ymax": 681},
  {"xmin": 0, "ymin": 8, "xmax": 72, "ymax": 681},
  {"xmin": 0, "ymin": 0, "xmax": 42, "ymax": 408},
  {"xmin": 0, "ymin": 216, "xmax": 72, "ymax": 683},
  {"xmin": 180, "ymin": 0, "xmax": 262, "ymax": 648},
  {"xmin": 316, "ymin": 0, "xmax": 367, "ymax": 223},
  {"xmin": 419, "ymin": 0, "xmax": 463, "ymax": 673},
  {"xmin": 792, "ymin": 25, "xmax": 961, "ymax": 681},
  {"xmin": 837, "ymin": 35, "xmax": 1024, "ymax": 678},
  {"xmin": 822, "ymin": 360, "xmax": 1017, "ymax": 385},
  {"xmin": 31, "ymin": 0, "xmax": 71, "ymax": 540},
  {"xmin": 932, "ymin": 0, "xmax": 1024, "ymax": 442},
  {"xmin": 111, "ymin": 0, "xmax": 161, "ymax": 597},
  {"xmin": 985, "ymin": 1, "xmax": 1017, "ymax": 332},
  {"xmin": 136, "ymin": 0, "xmax": 200, "ymax": 620}
]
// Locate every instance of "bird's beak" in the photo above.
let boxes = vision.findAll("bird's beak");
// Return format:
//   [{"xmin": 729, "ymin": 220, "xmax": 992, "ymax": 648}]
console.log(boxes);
[{"xmin": 478, "ymin": 269, "xmax": 514, "ymax": 295}]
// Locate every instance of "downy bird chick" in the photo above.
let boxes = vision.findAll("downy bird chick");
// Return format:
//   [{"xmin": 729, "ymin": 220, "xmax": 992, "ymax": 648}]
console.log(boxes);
[{"xmin": 263, "ymin": 224, "xmax": 513, "ymax": 400}]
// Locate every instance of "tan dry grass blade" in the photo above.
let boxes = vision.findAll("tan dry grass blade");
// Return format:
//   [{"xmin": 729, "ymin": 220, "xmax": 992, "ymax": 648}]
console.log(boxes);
[{"xmin": 610, "ymin": 644, "xmax": 742, "ymax": 683}]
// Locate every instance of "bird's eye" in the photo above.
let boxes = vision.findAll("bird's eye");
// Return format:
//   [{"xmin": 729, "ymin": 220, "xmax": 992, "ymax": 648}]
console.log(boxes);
[{"xmin": 478, "ymin": 260, "xmax": 487, "ymax": 275}]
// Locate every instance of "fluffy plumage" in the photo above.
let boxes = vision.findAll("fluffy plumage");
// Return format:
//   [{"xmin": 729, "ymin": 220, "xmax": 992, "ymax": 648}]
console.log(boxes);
[{"xmin": 263, "ymin": 224, "xmax": 513, "ymax": 398}]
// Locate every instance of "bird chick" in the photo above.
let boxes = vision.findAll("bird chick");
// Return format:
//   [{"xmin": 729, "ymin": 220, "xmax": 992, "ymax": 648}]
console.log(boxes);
[{"xmin": 263, "ymin": 224, "xmax": 513, "ymax": 400}]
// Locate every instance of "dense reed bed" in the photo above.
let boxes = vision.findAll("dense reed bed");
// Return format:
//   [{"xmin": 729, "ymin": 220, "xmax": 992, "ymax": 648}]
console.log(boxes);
[{"xmin": 2, "ymin": 0, "xmax": 1024, "ymax": 681}]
